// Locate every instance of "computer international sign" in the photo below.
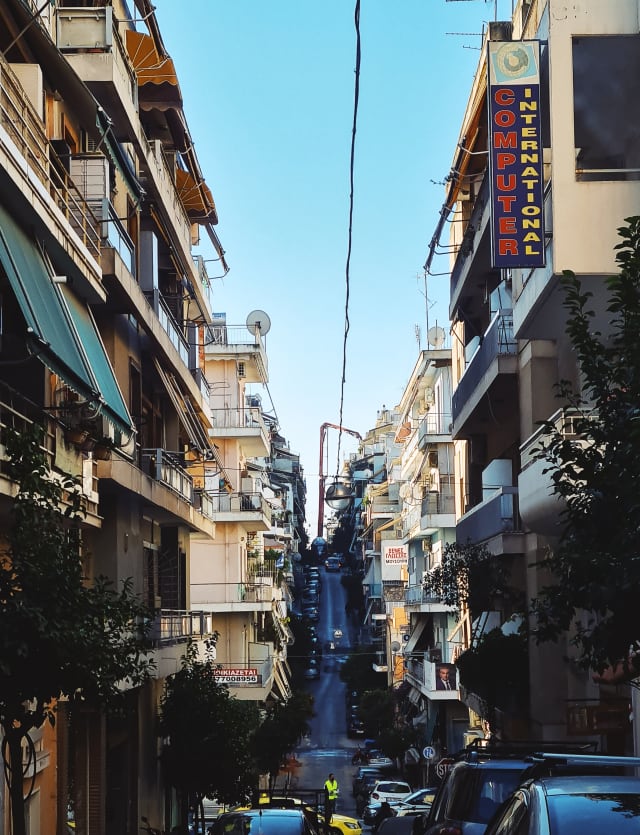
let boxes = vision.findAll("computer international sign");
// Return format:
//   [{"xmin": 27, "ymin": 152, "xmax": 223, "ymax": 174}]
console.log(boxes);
[{"xmin": 488, "ymin": 40, "xmax": 545, "ymax": 268}]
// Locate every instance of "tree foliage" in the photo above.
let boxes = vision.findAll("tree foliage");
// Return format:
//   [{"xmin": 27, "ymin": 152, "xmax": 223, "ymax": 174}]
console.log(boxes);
[
  {"xmin": 531, "ymin": 216, "xmax": 640, "ymax": 675},
  {"xmin": 0, "ymin": 425, "xmax": 154, "ymax": 835},
  {"xmin": 159, "ymin": 640, "xmax": 261, "ymax": 832},
  {"xmin": 456, "ymin": 628, "xmax": 529, "ymax": 716},
  {"xmin": 250, "ymin": 691, "xmax": 314, "ymax": 779},
  {"xmin": 423, "ymin": 542, "xmax": 513, "ymax": 620}
]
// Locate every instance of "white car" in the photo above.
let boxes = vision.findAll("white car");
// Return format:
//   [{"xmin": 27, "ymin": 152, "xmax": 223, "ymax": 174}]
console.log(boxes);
[
  {"xmin": 366, "ymin": 751, "xmax": 395, "ymax": 770},
  {"xmin": 369, "ymin": 780, "xmax": 412, "ymax": 804}
]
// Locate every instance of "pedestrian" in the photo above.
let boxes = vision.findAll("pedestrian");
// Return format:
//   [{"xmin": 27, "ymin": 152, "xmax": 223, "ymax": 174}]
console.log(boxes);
[{"xmin": 324, "ymin": 772, "xmax": 339, "ymax": 823}]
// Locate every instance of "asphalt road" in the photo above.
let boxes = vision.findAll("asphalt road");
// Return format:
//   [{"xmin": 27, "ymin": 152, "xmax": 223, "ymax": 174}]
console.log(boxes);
[{"xmin": 283, "ymin": 569, "xmax": 362, "ymax": 818}]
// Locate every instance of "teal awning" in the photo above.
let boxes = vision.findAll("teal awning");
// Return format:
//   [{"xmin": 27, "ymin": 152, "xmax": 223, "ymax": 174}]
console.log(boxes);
[
  {"xmin": 60, "ymin": 285, "xmax": 133, "ymax": 438},
  {"xmin": 0, "ymin": 202, "xmax": 133, "ymax": 438}
]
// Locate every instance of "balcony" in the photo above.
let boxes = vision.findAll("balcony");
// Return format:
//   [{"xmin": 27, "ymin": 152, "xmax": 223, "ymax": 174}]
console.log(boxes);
[
  {"xmin": 0, "ymin": 56, "xmax": 101, "ymax": 280},
  {"xmin": 451, "ymin": 312, "xmax": 518, "ymax": 439},
  {"xmin": 518, "ymin": 408, "xmax": 588, "ymax": 536},
  {"xmin": 418, "ymin": 412, "xmax": 453, "ymax": 449},
  {"xmin": 449, "ymin": 174, "xmax": 496, "ymax": 322},
  {"xmin": 57, "ymin": 7, "xmax": 139, "ymax": 140},
  {"xmin": 190, "ymin": 580, "xmax": 280, "ymax": 612},
  {"xmin": 204, "ymin": 323, "xmax": 268, "ymax": 383},
  {"xmin": 456, "ymin": 486, "xmax": 523, "ymax": 554},
  {"xmin": 405, "ymin": 584, "xmax": 453, "ymax": 613},
  {"xmin": 404, "ymin": 657, "xmax": 460, "ymax": 700},
  {"xmin": 420, "ymin": 487, "xmax": 456, "ymax": 533},
  {"xmin": 0, "ymin": 383, "xmax": 101, "ymax": 525},
  {"xmin": 196, "ymin": 491, "xmax": 272, "ymax": 530},
  {"xmin": 148, "ymin": 608, "xmax": 215, "ymax": 677},
  {"xmin": 209, "ymin": 407, "xmax": 270, "ymax": 457},
  {"xmin": 141, "ymin": 448, "xmax": 193, "ymax": 503},
  {"xmin": 144, "ymin": 289, "xmax": 190, "ymax": 368}
]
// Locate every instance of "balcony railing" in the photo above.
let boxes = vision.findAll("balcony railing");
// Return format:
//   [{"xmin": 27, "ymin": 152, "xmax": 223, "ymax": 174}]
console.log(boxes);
[
  {"xmin": 210, "ymin": 407, "xmax": 267, "ymax": 432},
  {"xmin": 206, "ymin": 324, "xmax": 264, "ymax": 349},
  {"xmin": 150, "ymin": 609, "xmax": 214, "ymax": 647},
  {"xmin": 141, "ymin": 448, "xmax": 193, "ymax": 503},
  {"xmin": 202, "ymin": 491, "xmax": 271, "ymax": 522},
  {"xmin": 457, "ymin": 486, "xmax": 520, "ymax": 543},
  {"xmin": 450, "ymin": 173, "xmax": 490, "ymax": 299},
  {"xmin": 405, "ymin": 584, "xmax": 447, "ymax": 606},
  {"xmin": 191, "ymin": 368, "xmax": 211, "ymax": 401},
  {"xmin": 190, "ymin": 581, "xmax": 277, "ymax": 605},
  {"xmin": 452, "ymin": 312, "xmax": 516, "ymax": 420},
  {"xmin": 144, "ymin": 289, "xmax": 190, "ymax": 367},
  {"xmin": 102, "ymin": 199, "xmax": 135, "ymax": 275},
  {"xmin": 418, "ymin": 412, "xmax": 453, "ymax": 447},
  {"xmin": 0, "ymin": 56, "xmax": 100, "ymax": 260},
  {"xmin": 421, "ymin": 487, "xmax": 456, "ymax": 517}
]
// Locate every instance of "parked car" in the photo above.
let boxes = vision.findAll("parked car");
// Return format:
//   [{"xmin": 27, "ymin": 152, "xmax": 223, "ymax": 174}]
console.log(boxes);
[
  {"xmin": 367, "ymin": 751, "xmax": 396, "ymax": 770},
  {"xmin": 369, "ymin": 781, "xmax": 413, "ymax": 805},
  {"xmin": 209, "ymin": 809, "xmax": 318, "ymax": 835},
  {"xmin": 347, "ymin": 717, "xmax": 365, "ymax": 738},
  {"xmin": 483, "ymin": 752, "xmax": 640, "ymax": 835},
  {"xmin": 303, "ymin": 659, "xmax": 320, "ymax": 680},
  {"xmin": 395, "ymin": 787, "xmax": 438, "ymax": 815},
  {"xmin": 325, "ymin": 555, "xmax": 342, "ymax": 571},
  {"xmin": 376, "ymin": 818, "xmax": 415, "ymax": 835},
  {"xmin": 317, "ymin": 811, "xmax": 363, "ymax": 835},
  {"xmin": 424, "ymin": 740, "xmax": 598, "ymax": 835},
  {"xmin": 352, "ymin": 766, "xmax": 384, "ymax": 796}
]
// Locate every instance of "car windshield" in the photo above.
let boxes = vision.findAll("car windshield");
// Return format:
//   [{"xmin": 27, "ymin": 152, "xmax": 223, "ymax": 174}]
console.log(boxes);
[
  {"xmin": 450, "ymin": 768, "xmax": 527, "ymax": 823},
  {"xmin": 547, "ymin": 793, "xmax": 640, "ymax": 835}
]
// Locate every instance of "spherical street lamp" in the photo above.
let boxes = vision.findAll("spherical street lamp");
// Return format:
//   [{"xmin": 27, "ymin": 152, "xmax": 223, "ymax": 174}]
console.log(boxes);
[{"xmin": 324, "ymin": 480, "xmax": 355, "ymax": 514}]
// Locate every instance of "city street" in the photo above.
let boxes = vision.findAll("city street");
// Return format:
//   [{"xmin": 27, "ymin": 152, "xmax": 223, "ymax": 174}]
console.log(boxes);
[{"xmin": 284, "ymin": 569, "xmax": 362, "ymax": 818}]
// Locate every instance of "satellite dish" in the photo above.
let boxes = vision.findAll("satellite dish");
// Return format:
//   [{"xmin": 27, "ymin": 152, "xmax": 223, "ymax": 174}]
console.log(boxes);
[
  {"xmin": 391, "ymin": 641, "xmax": 401, "ymax": 652},
  {"xmin": 427, "ymin": 325, "xmax": 446, "ymax": 348},
  {"xmin": 246, "ymin": 309, "xmax": 271, "ymax": 336}
]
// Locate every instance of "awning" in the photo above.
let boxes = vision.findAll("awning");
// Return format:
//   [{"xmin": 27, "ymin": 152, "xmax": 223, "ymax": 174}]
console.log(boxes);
[
  {"xmin": 0, "ymin": 202, "xmax": 133, "ymax": 438},
  {"xmin": 403, "ymin": 619, "xmax": 428, "ymax": 657},
  {"xmin": 124, "ymin": 30, "xmax": 180, "ymax": 89},
  {"xmin": 60, "ymin": 285, "xmax": 133, "ymax": 438},
  {"xmin": 176, "ymin": 169, "xmax": 218, "ymax": 223}
]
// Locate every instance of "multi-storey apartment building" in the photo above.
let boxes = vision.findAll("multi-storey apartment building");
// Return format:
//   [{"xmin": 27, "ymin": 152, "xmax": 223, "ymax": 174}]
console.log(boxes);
[
  {"xmin": 396, "ymin": 348, "xmax": 471, "ymax": 755},
  {"xmin": 0, "ymin": 1, "xmax": 266, "ymax": 832},
  {"xmin": 425, "ymin": 0, "xmax": 640, "ymax": 750},
  {"xmin": 190, "ymin": 312, "xmax": 293, "ymax": 704}
]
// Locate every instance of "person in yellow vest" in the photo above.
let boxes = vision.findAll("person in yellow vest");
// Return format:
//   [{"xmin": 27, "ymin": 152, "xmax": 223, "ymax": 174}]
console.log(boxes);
[{"xmin": 324, "ymin": 772, "xmax": 339, "ymax": 823}]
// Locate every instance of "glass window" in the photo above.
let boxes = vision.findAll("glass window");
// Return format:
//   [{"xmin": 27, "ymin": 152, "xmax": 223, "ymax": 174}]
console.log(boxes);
[
  {"xmin": 573, "ymin": 35, "xmax": 640, "ymax": 181},
  {"xmin": 449, "ymin": 768, "xmax": 528, "ymax": 824},
  {"xmin": 547, "ymin": 793, "xmax": 640, "ymax": 835}
]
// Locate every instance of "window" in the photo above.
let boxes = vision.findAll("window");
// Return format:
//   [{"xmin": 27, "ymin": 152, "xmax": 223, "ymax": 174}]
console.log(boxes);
[{"xmin": 573, "ymin": 35, "xmax": 640, "ymax": 181}]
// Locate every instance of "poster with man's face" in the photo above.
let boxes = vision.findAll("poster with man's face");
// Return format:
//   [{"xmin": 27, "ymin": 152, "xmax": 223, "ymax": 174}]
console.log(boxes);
[{"xmin": 435, "ymin": 663, "xmax": 456, "ymax": 690}]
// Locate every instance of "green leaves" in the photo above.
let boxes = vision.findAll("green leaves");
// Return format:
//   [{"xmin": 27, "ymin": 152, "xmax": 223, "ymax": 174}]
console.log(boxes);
[{"xmin": 531, "ymin": 216, "xmax": 640, "ymax": 675}]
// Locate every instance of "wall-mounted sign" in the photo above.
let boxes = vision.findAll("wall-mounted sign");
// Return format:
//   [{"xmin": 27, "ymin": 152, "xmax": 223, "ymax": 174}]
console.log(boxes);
[
  {"xmin": 214, "ymin": 668, "xmax": 259, "ymax": 685},
  {"xmin": 488, "ymin": 40, "xmax": 545, "ymax": 268},
  {"xmin": 382, "ymin": 540, "xmax": 408, "ymax": 581}
]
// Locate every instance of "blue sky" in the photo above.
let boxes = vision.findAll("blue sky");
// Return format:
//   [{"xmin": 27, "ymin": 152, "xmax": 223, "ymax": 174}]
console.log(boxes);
[{"xmin": 154, "ymin": 0, "xmax": 512, "ymax": 537}]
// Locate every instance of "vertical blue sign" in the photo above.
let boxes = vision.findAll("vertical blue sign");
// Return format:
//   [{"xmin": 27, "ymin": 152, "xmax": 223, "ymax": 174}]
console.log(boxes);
[{"xmin": 488, "ymin": 41, "xmax": 545, "ymax": 269}]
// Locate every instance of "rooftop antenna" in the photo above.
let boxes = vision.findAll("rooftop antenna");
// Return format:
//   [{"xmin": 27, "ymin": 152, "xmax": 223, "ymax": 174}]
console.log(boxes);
[{"xmin": 415, "ymin": 324, "xmax": 422, "ymax": 350}]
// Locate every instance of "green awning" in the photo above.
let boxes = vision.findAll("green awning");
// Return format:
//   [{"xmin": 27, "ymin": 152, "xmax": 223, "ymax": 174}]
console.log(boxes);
[
  {"xmin": 60, "ymin": 285, "xmax": 133, "ymax": 438},
  {"xmin": 0, "ymin": 202, "xmax": 133, "ymax": 438}
]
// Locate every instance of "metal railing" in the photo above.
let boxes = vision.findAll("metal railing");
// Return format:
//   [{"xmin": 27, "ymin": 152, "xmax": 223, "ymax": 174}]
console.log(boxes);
[
  {"xmin": 141, "ymin": 448, "xmax": 193, "ymax": 503},
  {"xmin": 144, "ymin": 289, "xmax": 190, "ymax": 367},
  {"xmin": 190, "ymin": 581, "xmax": 277, "ymax": 605},
  {"xmin": 418, "ymin": 412, "xmax": 453, "ymax": 446},
  {"xmin": 452, "ymin": 311, "xmax": 516, "ymax": 420},
  {"xmin": 200, "ymin": 491, "xmax": 272, "ymax": 522},
  {"xmin": 421, "ymin": 486, "xmax": 456, "ymax": 517},
  {"xmin": 457, "ymin": 486, "xmax": 521, "ymax": 543},
  {"xmin": 102, "ymin": 199, "xmax": 135, "ymax": 275},
  {"xmin": 150, "ymin": 609, "xmax": 214, "ymax": 646},
  {"xmin": 0, "ymin": 56, "xmax": 100, "ymax": 260},
  {"xmin": 210, "ymin": 406, "xmax": 266, "ymax": 432}
]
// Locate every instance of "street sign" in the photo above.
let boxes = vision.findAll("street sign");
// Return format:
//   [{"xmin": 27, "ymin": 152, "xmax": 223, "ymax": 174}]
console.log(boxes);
[
  {"xmin": 422, "ymin": 746, "xmax": 436, "ymax": 761},
  {"xmin": 435, "ymin": 757, "xmax": 455, "ymax": 778}
]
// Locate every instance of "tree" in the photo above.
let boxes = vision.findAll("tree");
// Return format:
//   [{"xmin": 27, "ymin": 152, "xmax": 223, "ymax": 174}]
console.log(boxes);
[
  {"xmin": 531, "ymin": 216, "xmax": 640, "ymax": 676},
  {"xmin": 250, "ymin": 691, "xmax": 314, "ymax": 783},
  {"xmin": 423, "ymin": 541, "xmax": 515, "ymax": 620},
  {"xmin": 0, "ymin": 425, "xmax": 154, "ymax": 835},
  {"xmin": 159, "ymin": 640, "xmax": 261, "ymax": 833}
]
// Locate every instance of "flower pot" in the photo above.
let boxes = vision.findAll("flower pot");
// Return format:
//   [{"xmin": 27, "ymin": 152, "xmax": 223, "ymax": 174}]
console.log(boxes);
[
  {"xmin": 65, "ymin": 427, "xmax": 89, "ymax": 446},
  {"xmin": 93, "ymin": 444, "xmax": 112, "ymax": 461}
]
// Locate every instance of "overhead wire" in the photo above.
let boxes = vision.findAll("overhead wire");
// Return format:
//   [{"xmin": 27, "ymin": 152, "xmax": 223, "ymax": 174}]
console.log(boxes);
[{"xmin": 336, "ymin": 0, "xmax": 362, "ymax": 476}]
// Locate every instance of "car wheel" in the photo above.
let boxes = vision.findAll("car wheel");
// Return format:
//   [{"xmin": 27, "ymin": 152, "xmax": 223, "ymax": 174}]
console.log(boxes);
[{"xmin": 329, "ymin": 828, "xmax": 342, "ymax": 835}]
